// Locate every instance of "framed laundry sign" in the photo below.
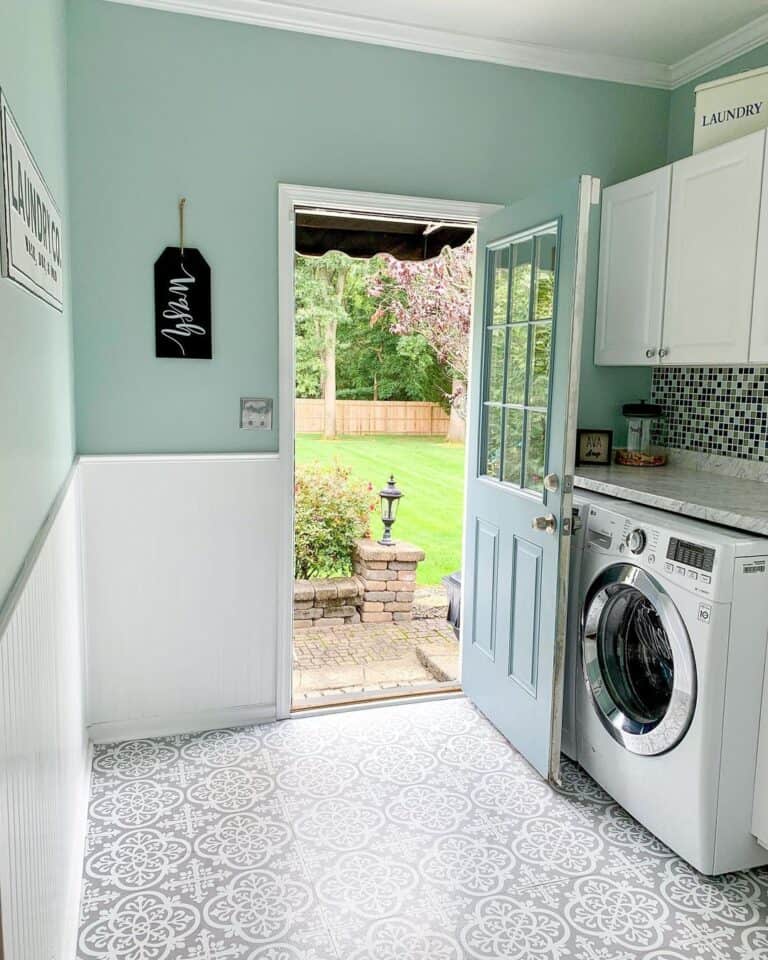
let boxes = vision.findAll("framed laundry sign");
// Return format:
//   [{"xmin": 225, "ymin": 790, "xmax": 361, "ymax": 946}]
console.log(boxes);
[
  {"xmin": 154, "ymin": 199, "xmax": 212, "ymax": 359},
  {"xmin": 0, "ymin": 89, "xmax": 64, "ymax": 310},
  {"xmin": 694, "ymin": 66, "xmax": 768, "ymax": 153}
]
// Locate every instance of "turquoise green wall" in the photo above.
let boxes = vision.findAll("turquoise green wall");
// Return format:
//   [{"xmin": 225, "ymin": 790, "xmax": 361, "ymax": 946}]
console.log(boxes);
[
  {"xmin": 0, "ymin": 0, "xmax": 75, "ymax": 605},
  {"xmin": 668, "ymin": 43, "xmax": 768, "ymax": 161},
  {"xmin": 67, "ymin": 0, "xmax": 668, "ymax": 454}
]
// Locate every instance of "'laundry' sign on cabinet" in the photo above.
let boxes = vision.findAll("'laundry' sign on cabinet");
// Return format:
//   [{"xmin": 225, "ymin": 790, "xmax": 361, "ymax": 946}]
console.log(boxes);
[{"xmin": 0, "ymin": 89, "xmax": 64, "ymax": 311}]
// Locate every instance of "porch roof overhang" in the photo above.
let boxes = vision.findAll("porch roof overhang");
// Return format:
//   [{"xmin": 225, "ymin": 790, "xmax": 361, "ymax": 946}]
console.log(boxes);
[{"xmin": 295, "ymin": 209, "xmax": 474, "ymax": 261}]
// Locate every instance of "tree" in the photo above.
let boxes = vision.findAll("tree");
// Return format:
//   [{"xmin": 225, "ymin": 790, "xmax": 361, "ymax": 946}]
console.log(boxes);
[
  {"xmin": 368, "ymin": 240, "xmax": 473, "ymax": 441},
  {"xmin": 336, "ymin": 264, "xmax": 450, "ymax": 404},
  {"xmin": 294, "ymin": 252, "xmax": 355, "ymax": 438},
  {"xmin": 295, "ymin": 254, "xmax": 451, "ymax": 419}
]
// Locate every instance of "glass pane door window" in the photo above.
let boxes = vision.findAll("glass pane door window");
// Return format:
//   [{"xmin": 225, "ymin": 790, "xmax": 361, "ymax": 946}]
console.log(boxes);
[{"xmin": 480, "ymin": 225, "xmax": 558, "ymax": 494}]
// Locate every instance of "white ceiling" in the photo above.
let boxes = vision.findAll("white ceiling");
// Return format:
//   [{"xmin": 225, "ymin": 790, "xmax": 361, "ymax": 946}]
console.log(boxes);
[
  {"xmin": 266, "ymin": 0, "xmax": 768, "ymax": 65},
  {"xmin": 108, "ymin": 0, "xmax": 768, "ymax": 88}
]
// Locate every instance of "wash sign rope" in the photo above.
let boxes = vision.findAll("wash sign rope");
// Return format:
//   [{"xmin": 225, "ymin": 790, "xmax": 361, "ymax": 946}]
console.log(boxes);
[{"xmin": 154, "ymin": 199, "xmax": 212, "ymax": 359}]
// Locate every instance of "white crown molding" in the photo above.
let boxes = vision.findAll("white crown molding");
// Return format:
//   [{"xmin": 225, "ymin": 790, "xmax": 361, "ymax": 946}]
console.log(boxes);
[
  {"xmin": 104, "ymin": 0, "xmax": 768, "ymax": 91},
  {"xmin": 104, "ymin": 0, "xmax": 670, "ymax": 87},
  {"xmin": 669, "ymin": 11, "xmax": 768, "ymax": 88}
]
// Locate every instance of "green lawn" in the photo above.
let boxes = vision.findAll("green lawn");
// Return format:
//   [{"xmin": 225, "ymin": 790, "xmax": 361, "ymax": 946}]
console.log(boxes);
[{"xmin": 295, "ymin": 434, "xmax": 465, "ymax": 585}]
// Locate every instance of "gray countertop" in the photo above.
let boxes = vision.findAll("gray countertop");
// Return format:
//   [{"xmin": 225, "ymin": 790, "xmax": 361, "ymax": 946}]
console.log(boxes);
[{"xmin": 574, "ymin": 463, "xmax": 768, "ymax": 536}]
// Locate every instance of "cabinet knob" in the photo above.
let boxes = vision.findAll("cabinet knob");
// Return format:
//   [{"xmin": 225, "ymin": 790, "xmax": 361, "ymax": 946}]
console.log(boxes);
[
  {"xmin": 658, "ymin": 347, "xmax": 668, "ymax": 358},
  {"xmin": 645, "ymin": 348, "xmax": 657, "ymax": 358}
]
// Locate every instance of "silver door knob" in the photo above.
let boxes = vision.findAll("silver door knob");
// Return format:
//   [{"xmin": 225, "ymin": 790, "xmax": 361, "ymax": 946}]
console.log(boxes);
[
  {"xmin": 543, "ymin": 473, "xmax": 559, "ymax": 492},
  {"xmin": 658, "ymin": 347, "xmax": 668, "ymax": 358},
  {"xmin": 645, "ymin": 348, "xmax": 657, "ymax": 358},
  {"xmin": 532, "ymin": 514, "xmax": 557, "ymax": 535}
]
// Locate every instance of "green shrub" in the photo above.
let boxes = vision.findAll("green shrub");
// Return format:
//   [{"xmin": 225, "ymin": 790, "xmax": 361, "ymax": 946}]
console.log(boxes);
[{"xmin": 294, "ymin": 462, "xmax": 375, "ymax": 579}]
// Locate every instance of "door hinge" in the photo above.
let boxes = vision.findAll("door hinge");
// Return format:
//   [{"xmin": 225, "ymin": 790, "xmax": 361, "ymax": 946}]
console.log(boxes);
[{"xmin": 590, "ymin": 179, "xmax": 601, "ymax": 205}]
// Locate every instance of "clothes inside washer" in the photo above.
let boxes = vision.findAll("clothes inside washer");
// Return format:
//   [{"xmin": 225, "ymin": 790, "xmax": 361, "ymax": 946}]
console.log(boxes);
[{"xmin": 597, "ymin": 584, "xmax": 674, "ymax": 727}]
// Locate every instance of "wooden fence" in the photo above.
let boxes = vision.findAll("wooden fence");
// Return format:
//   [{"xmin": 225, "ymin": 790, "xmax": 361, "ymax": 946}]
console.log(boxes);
[{"xmin": 295, "ymin": 399, "xmax": 451, "ymax": 435}]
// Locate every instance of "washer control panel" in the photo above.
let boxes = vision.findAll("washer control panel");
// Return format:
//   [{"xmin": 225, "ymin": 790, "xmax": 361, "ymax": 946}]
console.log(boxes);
[
  {"xmin": 626, "ymin": 528, "xmax": 647, "ymax": 554},
  {"xmin": 660, "ymin": 537, "xmax": 716, "ymax": 594},
  {"xmin": 586, "ymin": 504, "xmax": 718, "ymax": 599}
]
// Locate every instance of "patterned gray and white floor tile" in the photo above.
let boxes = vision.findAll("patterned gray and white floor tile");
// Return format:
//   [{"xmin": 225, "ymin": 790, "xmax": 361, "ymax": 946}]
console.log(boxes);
[{"xmin": 77, "ymin": 697, "xmax": 768, "ymax": 960}]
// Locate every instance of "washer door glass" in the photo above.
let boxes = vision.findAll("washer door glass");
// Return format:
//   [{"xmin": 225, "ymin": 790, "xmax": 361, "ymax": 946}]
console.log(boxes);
[{"xmin": 582, "ymin": 564, "xmax": 696, "ymax": 756}]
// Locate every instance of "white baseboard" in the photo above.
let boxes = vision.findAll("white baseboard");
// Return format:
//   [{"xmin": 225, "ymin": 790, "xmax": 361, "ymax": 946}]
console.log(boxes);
[{"xmin": 87, "ymin": 703, "xmax": 277, "ymax": 743}]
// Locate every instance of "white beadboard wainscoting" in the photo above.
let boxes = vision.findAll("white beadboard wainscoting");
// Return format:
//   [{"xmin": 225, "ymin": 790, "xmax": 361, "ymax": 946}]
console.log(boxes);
[
  {"xmin": 79, "ymin": 455, "xmax": 283, "ymax": 741},
  {"xmin": 0, "ymin": 471, "xmax": 90, "ymax": 960}
]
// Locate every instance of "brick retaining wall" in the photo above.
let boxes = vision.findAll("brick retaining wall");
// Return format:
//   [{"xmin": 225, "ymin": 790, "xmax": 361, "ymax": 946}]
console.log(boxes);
[
  {"xmin": 353, "ymin": 539, "xmax": 425, "ymax": 624},
  {"xmin": 293, "ymin": 576, "xmax": 362, "ymax": 628},
  {"xmin": 293, "ymin": 539, "xmax": 426, "ymax": 629}
]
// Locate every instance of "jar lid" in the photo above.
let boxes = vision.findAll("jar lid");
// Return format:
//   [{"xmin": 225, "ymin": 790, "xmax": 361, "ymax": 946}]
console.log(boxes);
[{"xmin": 622, "ymin": 400, "xmax": 663, "ymax": 418}]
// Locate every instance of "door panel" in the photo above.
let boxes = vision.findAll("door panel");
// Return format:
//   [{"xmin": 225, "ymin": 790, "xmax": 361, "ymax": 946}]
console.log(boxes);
[
  {"xmin": 508, "ymin": 537, "xmax": 542, "ymax": 693},
  {"xmin": 663, "ymin": 131, "xmax": 764, "ymax": 365},
  {"xmin": 462, "ymin": 176, "xmax": 597, "ymax": 781},
  {"xmin": 472, "ymin": 520, "xmax": 499, "ymax": 658}
]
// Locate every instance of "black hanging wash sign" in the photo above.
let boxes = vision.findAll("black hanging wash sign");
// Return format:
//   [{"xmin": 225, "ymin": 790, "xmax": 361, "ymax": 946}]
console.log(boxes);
[{"xmin": 154, "ymin": 199, "xmax": 212, "ymax": 359}]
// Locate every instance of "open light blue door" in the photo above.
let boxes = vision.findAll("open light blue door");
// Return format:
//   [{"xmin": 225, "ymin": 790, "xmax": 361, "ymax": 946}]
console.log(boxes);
[{"xmin": 461, "ymin": 176, "xmax": 598, "ymax": 782}]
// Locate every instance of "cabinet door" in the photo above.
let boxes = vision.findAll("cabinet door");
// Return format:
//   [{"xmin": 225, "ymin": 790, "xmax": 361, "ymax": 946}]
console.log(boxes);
[
  {"xmin": 750, "ymin": 141, "xmax": 768, "ymax": 364},
  {"xmin": 595, "ymin": 167, "xmax": 670, "ymax": 365},
  {"xmin": 663, "ymin": 130, "xmax": 765, "ymax": 365}
]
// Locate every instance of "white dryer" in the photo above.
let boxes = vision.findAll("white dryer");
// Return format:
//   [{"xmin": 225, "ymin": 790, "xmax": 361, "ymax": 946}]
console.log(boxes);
[{"xmin": 575, "ymin": 497, "xmax": 768, "ymax": 875}]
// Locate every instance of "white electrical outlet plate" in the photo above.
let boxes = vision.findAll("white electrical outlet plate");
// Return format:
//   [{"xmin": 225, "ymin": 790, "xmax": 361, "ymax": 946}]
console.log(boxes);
[{"xmin": 240, "ymin": 397, "xmax": 273, "ymax": 430}]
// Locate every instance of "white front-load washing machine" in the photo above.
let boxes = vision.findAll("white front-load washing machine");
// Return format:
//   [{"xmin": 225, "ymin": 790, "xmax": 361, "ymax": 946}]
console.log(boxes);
[{"xmin": 575, "ymin": 496, "xmax": 768, "ymax": 875}]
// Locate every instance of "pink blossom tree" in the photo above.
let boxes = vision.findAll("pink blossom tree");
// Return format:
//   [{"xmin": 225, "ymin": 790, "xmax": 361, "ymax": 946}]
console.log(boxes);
[{"xmin": 368, "ymin": 240, "xmax": 473, "ymax": 442}]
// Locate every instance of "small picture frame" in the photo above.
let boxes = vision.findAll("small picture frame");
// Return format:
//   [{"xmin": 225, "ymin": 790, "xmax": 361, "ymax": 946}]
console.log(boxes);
[
  {"xmin": 240, "ymin": 397, "xmax": 273, "ymax": 430},
  {"xmin": 576, "ymin": 429, "xmax": 613, "ymax": 466}
]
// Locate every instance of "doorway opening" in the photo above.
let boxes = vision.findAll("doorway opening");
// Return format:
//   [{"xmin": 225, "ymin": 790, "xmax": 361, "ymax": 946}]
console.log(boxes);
[{"xmin": 288, "ymin": 202, "xmax": 476, "ymax": 710}]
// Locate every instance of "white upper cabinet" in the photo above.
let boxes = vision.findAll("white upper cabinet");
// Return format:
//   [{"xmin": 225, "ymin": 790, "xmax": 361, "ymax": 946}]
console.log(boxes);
[
  {"xmin": 595, "ymin": 167, "xmax": 671, "ymax": 365},
  {"xmin": 750, "ymin": 140, "xmax": 768, "ymax": 364},
  {"xmin": 663, "ymin": 130, "xmax": 765, "ymax": 366}
]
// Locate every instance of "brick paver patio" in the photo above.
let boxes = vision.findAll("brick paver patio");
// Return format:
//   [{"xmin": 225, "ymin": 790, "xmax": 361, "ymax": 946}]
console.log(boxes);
[{"xmin": 292, "ymin": 618, "xmax": 459, "ymax": 704}]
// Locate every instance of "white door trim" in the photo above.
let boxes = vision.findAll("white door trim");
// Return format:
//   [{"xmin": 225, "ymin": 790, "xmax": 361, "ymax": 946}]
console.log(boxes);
[{"xmin": 276, "ymin": 183, "xmax": 501, "ymax": 718}]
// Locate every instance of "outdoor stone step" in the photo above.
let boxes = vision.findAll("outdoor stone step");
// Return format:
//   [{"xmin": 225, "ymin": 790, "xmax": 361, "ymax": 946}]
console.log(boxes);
[
  {"xmin": 295, "ymin": 663, "xmax": 365, "ymax": 692},
  {"xmin": 412, "ymin": 586, "xmax": 449, "ymax": 621},
  {"xmin": 362, "ymin": 654, "xmax": 433, "ymax": 685},
  {"xmin": 416, "ymin": 640, "xmax": 460, "ymax": 683}
]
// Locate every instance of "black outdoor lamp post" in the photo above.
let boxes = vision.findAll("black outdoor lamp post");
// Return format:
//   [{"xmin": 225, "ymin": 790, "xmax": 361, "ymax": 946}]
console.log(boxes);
[{"xmin": 378, "ymin": 475, "xmax": 403, "ymax": 546}]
